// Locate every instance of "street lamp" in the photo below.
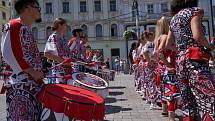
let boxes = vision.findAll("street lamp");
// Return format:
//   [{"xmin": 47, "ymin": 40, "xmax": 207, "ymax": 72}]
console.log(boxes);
[{"xmin": 132, "ymin": 0, "xmax": 140, "ymax": 40}]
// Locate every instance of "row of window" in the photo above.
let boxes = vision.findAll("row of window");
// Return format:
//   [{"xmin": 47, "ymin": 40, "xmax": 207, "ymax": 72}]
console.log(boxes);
[
  {"xmin": 45, "ymin": 1, "xmax": 169, "ymax": 14},
  {"xmin": 45, "ymin": 0, "xmax": 116, "ymax": 14},
  {"xmin": 32, "ymin": 24, "xmax": 118, "ymax": 39},
  {"xmin": 147, "ymin": 3, "xmax": 169, "ymax": 13}
]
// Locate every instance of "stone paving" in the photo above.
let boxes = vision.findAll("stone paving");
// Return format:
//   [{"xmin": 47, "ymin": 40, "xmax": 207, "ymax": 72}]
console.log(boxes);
[
  {"xmin": 104, "ymin": 73, "xmax": 182, "ymax": 121},
  {"xmin": 0, "ymin": 73, "xmax": 182, "ymax": 121}
]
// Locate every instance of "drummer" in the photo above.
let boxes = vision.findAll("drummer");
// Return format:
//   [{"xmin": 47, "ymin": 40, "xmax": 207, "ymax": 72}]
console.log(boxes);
[
  {"xmin": 85, "ymin": 45, "xmax": 93, "ymax": 63},
  {"xmin": 1, "ymin": 0, "xmax": 44, "ymax": 120},
  {"xmin": 44, "ymin": 18, "xmax": 71, "ymax": 84},
  {"xmin": 79, "ymin": 34, "xmax": 88, "ymax": 72},
  {"xmin": 68, "ymin": 28, "xmax": 84, "ymax": 59}
]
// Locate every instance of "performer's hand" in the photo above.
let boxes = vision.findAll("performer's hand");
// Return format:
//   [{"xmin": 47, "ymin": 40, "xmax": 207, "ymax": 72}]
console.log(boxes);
[
  {"xmin": 24, "ymin": 68, "xmax": 44, "ymax": 84},
  {"xmin": 167, "ymin": 68, "xmax": 175, "ymax": 74},
  {"xmin": 63, "ymin": 62, "xmax": 72, "ymax": 66},
  {"xmin": 31, "ymin": 71, "xmax": 44, "ymax": 85}
]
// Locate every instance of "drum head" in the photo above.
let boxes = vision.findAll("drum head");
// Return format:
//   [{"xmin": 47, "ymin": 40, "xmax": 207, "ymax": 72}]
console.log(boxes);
[{"xmin": 72, "ymin": 72, "xmax": 108, "ymax": 89}]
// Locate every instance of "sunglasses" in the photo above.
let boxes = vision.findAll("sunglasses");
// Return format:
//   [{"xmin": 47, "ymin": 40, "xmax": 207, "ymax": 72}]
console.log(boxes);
[{"xmin": 31, "ymin": 5, "xmax": 41, "ymax": 12}]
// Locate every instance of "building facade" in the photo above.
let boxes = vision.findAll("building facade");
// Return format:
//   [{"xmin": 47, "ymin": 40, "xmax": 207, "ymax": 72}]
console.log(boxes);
[
  {"xmin": 0, "ymin": 0, "xmax": 10, "ymax": 65},
  {"xmin": 10, "ymin": 0, "xmax": 213, "ymax": 68},
  {"xmin": 0, "ymin": 0, "xmax": 10, "ymax": 38}
]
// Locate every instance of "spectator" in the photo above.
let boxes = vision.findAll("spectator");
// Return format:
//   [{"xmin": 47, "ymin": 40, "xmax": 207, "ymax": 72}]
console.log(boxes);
[{"xmin": 114, "ymin": 56, "xmax": 120, "ymax": 74}]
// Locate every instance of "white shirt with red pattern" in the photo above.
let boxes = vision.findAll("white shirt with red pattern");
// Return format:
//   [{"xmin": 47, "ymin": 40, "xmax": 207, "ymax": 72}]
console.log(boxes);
[{"xmin": 1, "ymin": 19, "xmax": 42, "ymax": 84}]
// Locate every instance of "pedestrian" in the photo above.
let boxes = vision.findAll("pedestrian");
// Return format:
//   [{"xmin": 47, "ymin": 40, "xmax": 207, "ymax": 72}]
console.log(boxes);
[
  {"xmin": 166, "ymin": 0, "xmax": 215, "ymax": 120},
  {"xmin": 105, "ymin": 58, "xmax": 110, "ymax": 69},
  {"xmin": 1, "ymin": 0, "xmax": 44, "ymax": 120},
  {"xmin": 44, "ymin": 18, "xmax": 71, "ymax": 84},
  {"xmin": 114, "ymin": 56, "xmax": 120, "ymax": 74}
]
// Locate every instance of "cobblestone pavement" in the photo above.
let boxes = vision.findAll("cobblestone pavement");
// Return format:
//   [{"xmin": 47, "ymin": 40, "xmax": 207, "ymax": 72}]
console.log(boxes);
[
  {"xmin": 104, "ymin": 73, "xmax": 182, "ymax": 121},
  {"xmin": 0, "ymin": 73, "xmax": 182, "ymax": 121},
  {"xmin": 0, "ymin": 84, "xmax": 6, "ymax": 121}
]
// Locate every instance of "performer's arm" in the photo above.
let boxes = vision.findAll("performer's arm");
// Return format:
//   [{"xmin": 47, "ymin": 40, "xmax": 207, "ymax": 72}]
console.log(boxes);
[
  {"xmin": 44, "ymin": 35, "xmax": 68, "ymax": 64},
  {"xmin": 11, "ymin": 31, "xmax": 44, "ymax": 82}
]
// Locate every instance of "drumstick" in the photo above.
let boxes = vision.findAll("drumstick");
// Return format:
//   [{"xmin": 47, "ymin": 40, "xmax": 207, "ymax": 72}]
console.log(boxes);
[
  {"xmin": 51, "ymin": 58, "xmax": 75, "ymax": 69},
  {"xmin": 46, "ymin": 75, "xmax": 72, "ymax": 80}
]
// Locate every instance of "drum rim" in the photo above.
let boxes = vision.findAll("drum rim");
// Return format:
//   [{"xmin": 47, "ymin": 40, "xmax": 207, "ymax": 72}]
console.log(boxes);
[{"xmin": 72, "ymin": 72, "xmax": 108, "ymax": 89}]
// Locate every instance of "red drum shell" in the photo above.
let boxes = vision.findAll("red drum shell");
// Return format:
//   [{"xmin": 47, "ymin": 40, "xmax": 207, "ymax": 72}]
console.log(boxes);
[{"xmin": 37, "ymin": 84, "xmax": 105, "ymax": 121}]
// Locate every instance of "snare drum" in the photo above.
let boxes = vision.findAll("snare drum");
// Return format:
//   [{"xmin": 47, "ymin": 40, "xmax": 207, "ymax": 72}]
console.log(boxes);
[
  {"xmin": 161, "ymin": 74, "xmax": 181, "ymax": 102},
  {"xmin": 67, "ymin": 72, "xmax": 109, "ymax": 98},
  {"xmin": 37, "ymin": 84, "xmax": 105, "ymax": 121},
  {"xmin": 96, "ymin": 69, "xmax": 111, "ymax": 82}
]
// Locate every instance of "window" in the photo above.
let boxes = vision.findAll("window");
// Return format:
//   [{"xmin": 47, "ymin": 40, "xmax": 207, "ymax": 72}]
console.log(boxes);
[
  {"xmin": 110, "ymin": 0, "xmax": 116, "ymax": 11},
  {"xmin": 95, "ymin": 1, "xmax": 101, "ymax": 12},
  {"xmin": 32, "ymin": 27, "xmax": 38, "ymax": 40},
  {"xmin": 2, "ymin": 12, "xmax": 6, "ymax": 20},
  {"xmin": 96, "ymin": 24, "xmax": 102, "ymax": 37},
  {"xmin": 81, "ymin": 24, "xmax": 88, "ymax": 36},
  {"xmin": 147, "ymin": 4, "xmax": 154, "ymax": 13},
  {"xmin": 111, "ymin": 24, "xmax": 117, "ymax": 37},
  {"xmin": 213, "ymin": 6, "xmax": 215, "ymax": 16},
  {"xmin": 80, "ymin": 1, "xmax": 87, "ymax": 12},
  {"xmin": 146, "ymin": 25, "xmax": 156, "ymax": 33},
  {"xmin": 161, "ymin": 3, "xmax": 168, "ymax": 13},
  {"xmin": 63, "ymin": 2, "xmax": 70, "ymax": 13},
  {"xmin": 111, "ymin": 48, "xmax": 120, "ymax": 56},
  {"xmin": 132, "ymin": 6, "xmax": 136, "ymax": 18},
  {"xmin": 46, "ymin": 3, "xmax": 52, "ymax": 14},
  {"xmin": 46, "ymin": 26, "xmax": 52, "ymax": 39},
  {"xmin": 2, "ymin": 1, "xmax": 5, "ymax": 6}
]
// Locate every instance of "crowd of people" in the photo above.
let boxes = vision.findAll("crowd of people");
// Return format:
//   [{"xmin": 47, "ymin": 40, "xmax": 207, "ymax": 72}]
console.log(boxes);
[
  {"xmin": 0, "ymin": 0, "xmax": 215, "ymax": 121},
  {"xmin": 130, "ymin": 0, "xmax": 215, "ymax": 121}
]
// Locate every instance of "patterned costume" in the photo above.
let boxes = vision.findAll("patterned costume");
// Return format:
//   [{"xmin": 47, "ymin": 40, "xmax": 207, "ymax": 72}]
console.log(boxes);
[
  {"xmin": 142, "ymin": 41, "xmax": 159, "ymax": 103},
  {"xmin": 170, "ymin": 7, "xmax": 215, "ymax": 120},
  {"xmin": 68, "ymin": 37, "xmax": 81, "ymax": 59},
  {"xmin": 44, "ymin": 33, "xmax": 70, "ymax": 83},
  {"xmin": 133, "ymin": 44, "xmax": 144, "ymax": 92},
  {"xmin": 1, "ymin": 18, "xmax": 42, "ymax": 121},
  {"xmin": 159, "ymin": 49, "xmax": 179, "ymax": 112}
]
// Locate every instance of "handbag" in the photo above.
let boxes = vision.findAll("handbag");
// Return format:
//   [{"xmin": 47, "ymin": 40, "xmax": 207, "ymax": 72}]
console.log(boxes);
[{"xmin": 186, "ymin": 47, "xmax": 211, "ymax": 63}]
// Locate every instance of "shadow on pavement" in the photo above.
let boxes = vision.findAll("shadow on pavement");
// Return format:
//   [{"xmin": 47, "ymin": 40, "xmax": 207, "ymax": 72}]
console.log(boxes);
[
  {"xmin": 105, "ymin": 105, "xmax": 132, "ymax": 115},
  {"xmin": 108, "ymin": 86, "xmax": 126, "ymax": 89},
  {"xmin": 105, "ymin": 97, "xmax": 128, "ymax": 104},
  {"xmin": 109, "ymin": 91, "xmax": 124, "ymax": 96},
  {"xmin": 105, "ymin": 97, "xmax": 117, "ymax": 103}
]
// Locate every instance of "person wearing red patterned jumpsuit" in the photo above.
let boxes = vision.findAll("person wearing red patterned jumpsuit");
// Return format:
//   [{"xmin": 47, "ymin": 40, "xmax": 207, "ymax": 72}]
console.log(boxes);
[{"xmin": 1, "ymin": 0, "xmax": 44, "ymax": 120}]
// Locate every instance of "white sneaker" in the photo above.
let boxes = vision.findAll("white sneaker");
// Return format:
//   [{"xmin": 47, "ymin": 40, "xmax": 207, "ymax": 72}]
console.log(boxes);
[
  {"xmin": 146, "ymin": 100, "xmax": 151, "ymax": 104},
  {"xmin": 149, "ymin": 103, "xmax": 156, "ymax": 110}
]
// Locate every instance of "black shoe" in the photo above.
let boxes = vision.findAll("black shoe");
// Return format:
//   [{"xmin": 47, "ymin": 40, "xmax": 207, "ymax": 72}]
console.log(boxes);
[{"xmin": 161, "ymin": 112, "xmax": 168, "ymax": 117}]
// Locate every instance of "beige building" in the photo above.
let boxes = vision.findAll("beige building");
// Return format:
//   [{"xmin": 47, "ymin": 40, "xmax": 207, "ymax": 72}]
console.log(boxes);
[
  {"xmin": 0, "ymin": 0, "xmax": 10, "ymax": 38},
  {"xmin": 0, "ymin": 0, "xmax": 10, "ymax": 65},
  {"xmin": 10, "ymin": 0, "xmax": 213, "ymax": 68}
]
